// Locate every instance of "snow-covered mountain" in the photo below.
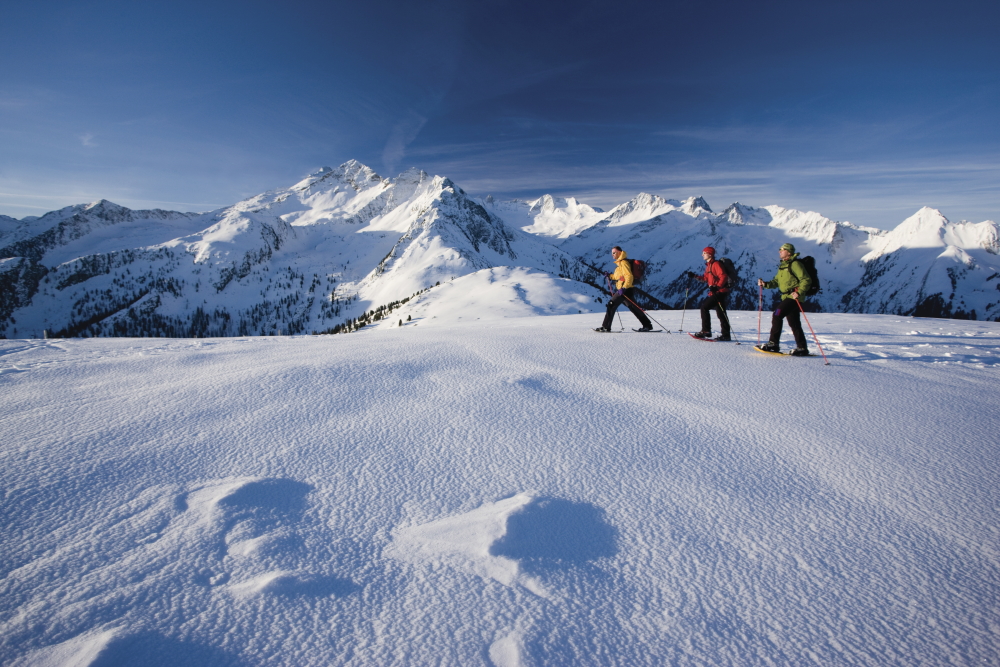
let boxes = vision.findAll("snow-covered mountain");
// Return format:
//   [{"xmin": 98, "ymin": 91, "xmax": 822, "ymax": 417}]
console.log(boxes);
[
  {"xmin": 2, "ymin": 160, "xmax": 998, "ymax": 338},
  {"xmin": 0, "ymin": 161, "xmax": 605, "ymax": 338},
  {"xmin": 555, "ymin": 197, "xmax": 999, "ymax": 319},
  {"xmin": 479, "ymin": 194, "xmax": 606, "ymax": 239}
]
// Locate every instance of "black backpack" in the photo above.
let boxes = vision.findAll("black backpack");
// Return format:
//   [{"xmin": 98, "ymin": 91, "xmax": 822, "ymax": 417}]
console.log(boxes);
[
  {"xmin": 630, "ymin": 259, "xmax": 646, "ymax": 284},
  {"xmin": 794, "ymin": 256, "xmax": 821, "ymax": 296},
  {"xmin": 717, "ymin": 257, "xmax": 739, "ymax": 288}
]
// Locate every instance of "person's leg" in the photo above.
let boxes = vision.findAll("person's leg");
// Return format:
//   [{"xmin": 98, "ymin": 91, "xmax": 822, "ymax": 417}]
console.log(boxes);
[
  {"xmin": 768, "ymin": 299, "xmax": 792, "ymax": 347},
  {"xmin": 623, "ymin": 288, "xmax": 652, "ymax": 328},
  {"xmin": 698, "ymin": 295, "xmax": 714, "ymax": 333},
  {"xmin": 786, "ymin": 303, "xmax": 808, "ymax": 349},
  {"xmin": 602, "ymin": 293, "xmax": 625, "ymax": 329},
  {"xmin": 715, "ymin": 294, "xmax": 731, "ymax": 335}
]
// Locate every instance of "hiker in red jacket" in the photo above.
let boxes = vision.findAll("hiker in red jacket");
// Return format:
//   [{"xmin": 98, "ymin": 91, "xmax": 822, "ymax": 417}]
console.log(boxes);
[{"xmin": 688, "ymin": 247, "xmax": 732, "ymax": 341}]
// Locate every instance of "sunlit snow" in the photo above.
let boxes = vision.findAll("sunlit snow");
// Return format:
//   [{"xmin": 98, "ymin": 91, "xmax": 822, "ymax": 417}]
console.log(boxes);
[{"xmin": 2, "ymin": 306, "xmax": 999, "ymax": 666}]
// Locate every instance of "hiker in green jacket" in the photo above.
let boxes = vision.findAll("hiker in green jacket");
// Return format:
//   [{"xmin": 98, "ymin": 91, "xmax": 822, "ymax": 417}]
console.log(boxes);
[{"xmin": 757, "ymin": 243, "xmax": 812, "ymax": 356}]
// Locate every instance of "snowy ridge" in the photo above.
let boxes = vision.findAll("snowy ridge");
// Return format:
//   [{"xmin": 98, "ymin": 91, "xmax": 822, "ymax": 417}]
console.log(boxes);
[
  {"xmin": 482, "ymin": 194, "xmax": 607, "ymax": 239},
  {"xmin": 2, "ymin": 160, "xmax": 999, "ymax": 338}
]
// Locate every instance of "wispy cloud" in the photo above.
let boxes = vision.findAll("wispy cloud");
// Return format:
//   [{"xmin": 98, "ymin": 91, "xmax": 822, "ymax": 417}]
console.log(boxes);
[
  {"xmin": 382, "ymin": 112, "xmax": 428, "ymax": 175},
  {"xmin": 79, "ymin": 133, "xmax": 98, "ymax": 148}
]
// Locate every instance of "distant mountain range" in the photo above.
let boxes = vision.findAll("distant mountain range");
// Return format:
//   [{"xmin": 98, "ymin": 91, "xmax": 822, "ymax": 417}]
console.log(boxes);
[{"xmin": 2, "ymin": 160, "xmax": 998, "ymax": 338}]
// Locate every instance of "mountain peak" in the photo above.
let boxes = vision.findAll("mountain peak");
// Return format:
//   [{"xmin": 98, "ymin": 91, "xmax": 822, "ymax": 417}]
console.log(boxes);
[
  {"xmin": 682, "ymin": 196, "xmax": 712, "ymax": 215},
  {"xmin": 604, "ymin": 193, "xmax": 676, "ymax": 225},
  {"xmin": 292, "ymin": 160, "xmax": 383, "ymax": 193},
  {"xmin": 720, "ymin": 202, "xmax": 762, "ymax": 225}
]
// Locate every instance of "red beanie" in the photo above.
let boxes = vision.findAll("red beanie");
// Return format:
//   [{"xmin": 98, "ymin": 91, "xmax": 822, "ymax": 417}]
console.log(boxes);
[{"xmin": 703, "ymin": 246, "xmax": 716, "ymax": 256}]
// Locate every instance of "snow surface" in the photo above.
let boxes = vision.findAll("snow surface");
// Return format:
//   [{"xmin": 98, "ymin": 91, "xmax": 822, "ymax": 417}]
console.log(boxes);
[{"xmin": 2, "ymin": 302, "xmax": 999, "ymax": 666}]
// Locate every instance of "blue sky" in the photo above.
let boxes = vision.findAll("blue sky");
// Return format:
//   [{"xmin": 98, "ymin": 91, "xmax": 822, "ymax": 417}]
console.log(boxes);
[{"xmin": 1, "ymin": 0, "xmax": 998, "ymax": 229}]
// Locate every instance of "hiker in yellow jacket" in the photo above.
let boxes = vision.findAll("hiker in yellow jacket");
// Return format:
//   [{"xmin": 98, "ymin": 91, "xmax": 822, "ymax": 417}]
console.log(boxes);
[{"xmin": 595, "ymin": 246, "xmax": 653, "ymax": 332}]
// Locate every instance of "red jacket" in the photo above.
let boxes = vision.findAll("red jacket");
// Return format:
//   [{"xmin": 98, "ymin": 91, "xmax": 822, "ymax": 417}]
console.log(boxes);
[{"xmin": 700, "ymin": 259, "xmax": 729, "ymax": 293}]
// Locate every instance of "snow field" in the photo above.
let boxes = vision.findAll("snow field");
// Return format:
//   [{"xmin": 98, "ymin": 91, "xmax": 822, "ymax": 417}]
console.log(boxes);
[{"xmin": 1, "ymin": 312, "xmax": 999, "ymax": 665}]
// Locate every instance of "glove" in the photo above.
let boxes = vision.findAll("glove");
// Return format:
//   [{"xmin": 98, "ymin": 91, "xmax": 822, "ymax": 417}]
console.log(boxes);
[
  {"xmin": 605, "ymin": 271, "xmax": 614, "ymax": 278},
  {"xmin": 686, "ymin": 271, "xmax": 698, "ymax": 279},
  {"xmin": 613, "ymin": 288, "xmax": 623, "ymax": 297},
  {"xmin": 709, "ymin": 286, "xmax": 718, "ymax": 295}
]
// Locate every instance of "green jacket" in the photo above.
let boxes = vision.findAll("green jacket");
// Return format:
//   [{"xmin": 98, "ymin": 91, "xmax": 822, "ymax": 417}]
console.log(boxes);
[{"xmin": 764, "ymin": 253, "xmax": 812, "ymax": 300}]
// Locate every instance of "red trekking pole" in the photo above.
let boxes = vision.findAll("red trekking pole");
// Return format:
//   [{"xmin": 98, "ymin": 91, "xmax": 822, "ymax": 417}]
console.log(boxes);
[
  {"xmin": 757, "ymin": 283, "xmax": 763, "ymax": 345},
  {"xmin": 796, "ymin": 299, "xmax": 830, "ymax": 365}
]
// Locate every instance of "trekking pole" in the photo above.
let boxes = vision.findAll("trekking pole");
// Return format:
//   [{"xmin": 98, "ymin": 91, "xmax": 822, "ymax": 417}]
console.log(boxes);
[
  {"xmin": 757, "ymin": 283, "xmax": 763, "ymax": 345},
  {"xmin": 679, "ymin": 287, "xmax": 690, "ymax": 331},
  {"xmin": 621, "ymin": 292, "xmax": 671, "ymax": 333},
  {"xmin": 715, "ymin": 301, "xmax": 741, "ymax": 346},
  {"xmin": 795, "ymin": 299, "xmax": 830, "ymax": 365}
]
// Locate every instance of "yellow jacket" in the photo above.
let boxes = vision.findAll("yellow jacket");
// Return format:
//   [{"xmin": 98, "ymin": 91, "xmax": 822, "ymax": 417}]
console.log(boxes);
[{"xmin": 610, "ymin": 251, "xmax": 635, "ymax": 289}]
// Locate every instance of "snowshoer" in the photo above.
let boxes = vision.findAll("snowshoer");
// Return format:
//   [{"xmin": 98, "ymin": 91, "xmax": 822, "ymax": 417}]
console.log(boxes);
[
  {"xmin": 757, "ymin": 243, "xmax": 812, "ymax": 356},
  {"xmin": 595, "ymin": 246, "xmax": 653, "ymax": 332},
  {"xmin": 688, "ymin": 247, "xmax": 731, "ymax": 341}
]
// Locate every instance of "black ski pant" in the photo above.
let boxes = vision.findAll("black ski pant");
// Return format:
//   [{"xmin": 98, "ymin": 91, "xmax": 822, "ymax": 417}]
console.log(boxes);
[
  {"xmin": 602, "ymin": 288, "xmax": 652, "ymax": 330},
  {"xmin": 769, "ymin": 298, "xmax": 808, "ymax": 349},
  {"xmin": 699, "ymin": 292, "xmax": 731, "ymax": 334}
]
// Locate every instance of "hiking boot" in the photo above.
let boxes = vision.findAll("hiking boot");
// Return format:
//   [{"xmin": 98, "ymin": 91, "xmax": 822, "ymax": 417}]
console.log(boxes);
[
  {"xmin": 692, "ymin": 331, "xmax": 711, "ymax": 339},
  {"xmin": 790, "ymin": 347, "xmax": 810, "ymax": 356},
  {"xmin": 637, "ymin": 325, "xmax": 653, "ymax": 332},
  {"xmin": 759, "ymin": 341, "xmax": 780, "ymax": 352},
  {"xmin": 593, "ymin": 327, "xmax": 612, "ymax": 332},
  {"xmin": 713, "ymin": 334, "xmax": 732, "ymax": 342}
]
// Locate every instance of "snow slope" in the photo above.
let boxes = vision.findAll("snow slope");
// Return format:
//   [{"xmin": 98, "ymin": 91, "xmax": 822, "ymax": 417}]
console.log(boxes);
[{"xmin": 2, "ymin": 311, "xmax": 999, "ymax": 666}]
